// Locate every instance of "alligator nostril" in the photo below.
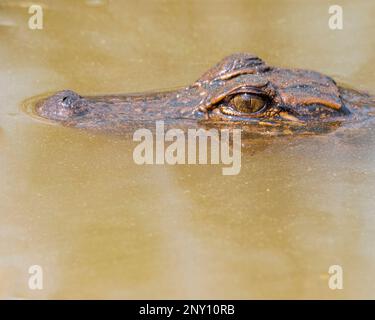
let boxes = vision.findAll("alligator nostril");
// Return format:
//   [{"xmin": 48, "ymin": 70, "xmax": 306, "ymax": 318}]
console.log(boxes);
[{"xmin": 61, "ymin": 94, "xmax": 77, "ymax": 107}]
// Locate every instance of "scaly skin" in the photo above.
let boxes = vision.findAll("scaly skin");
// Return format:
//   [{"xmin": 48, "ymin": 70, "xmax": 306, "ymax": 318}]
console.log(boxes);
[{"xmin": 34, "ymin": 53, "xmax": 375, "ymax": 133}]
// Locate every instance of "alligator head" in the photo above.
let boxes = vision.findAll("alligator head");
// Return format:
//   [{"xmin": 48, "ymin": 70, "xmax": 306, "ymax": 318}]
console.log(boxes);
[{"xmin": 34, "ymin": 53, "xmax": 374, "ymax": 133}]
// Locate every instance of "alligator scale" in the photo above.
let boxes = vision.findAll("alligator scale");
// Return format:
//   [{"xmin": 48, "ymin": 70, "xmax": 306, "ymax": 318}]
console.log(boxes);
[{"xmin": 34, "ymin": 53, "xmax": 374, "ymax": 133}]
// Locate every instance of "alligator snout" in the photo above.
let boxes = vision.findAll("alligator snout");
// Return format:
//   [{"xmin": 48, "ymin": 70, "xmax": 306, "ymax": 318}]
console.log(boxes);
[{"xmin": 36, "ymin": 90, "xmax": 88, "ymax": 121}]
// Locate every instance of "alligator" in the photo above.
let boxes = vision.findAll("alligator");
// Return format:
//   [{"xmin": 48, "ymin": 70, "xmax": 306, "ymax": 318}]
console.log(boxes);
[{"xmin": 34, "ymin": 53, "xmax": 374, "ymax": 134}]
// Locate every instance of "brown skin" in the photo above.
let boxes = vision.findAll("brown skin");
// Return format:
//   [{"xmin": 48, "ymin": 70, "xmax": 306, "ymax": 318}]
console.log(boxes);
[{"xmin": 35, "ymin": 53, "xmax": 374, "ymax": 133}]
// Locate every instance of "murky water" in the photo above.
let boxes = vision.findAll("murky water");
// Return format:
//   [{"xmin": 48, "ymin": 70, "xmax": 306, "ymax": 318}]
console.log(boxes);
[{"xmin": 1, "ymin": 0, "xmax": 375, "ymax": 299}]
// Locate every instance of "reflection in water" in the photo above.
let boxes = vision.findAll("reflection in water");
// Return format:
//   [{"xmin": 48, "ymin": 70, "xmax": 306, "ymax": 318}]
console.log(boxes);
[{"xmin": 0, "ymin": 0, "xmax": 375, "ymax": 299}]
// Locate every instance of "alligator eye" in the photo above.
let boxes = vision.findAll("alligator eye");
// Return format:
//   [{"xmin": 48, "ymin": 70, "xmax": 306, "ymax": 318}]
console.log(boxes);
[{"xmin": 232, "ymin": 93, "xmax": 266, "ymax": 113}]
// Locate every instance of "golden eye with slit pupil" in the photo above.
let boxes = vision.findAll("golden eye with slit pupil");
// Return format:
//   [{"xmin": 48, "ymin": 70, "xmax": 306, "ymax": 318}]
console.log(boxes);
[{"xmin": 232, "ymin": 94, "xmax": 266, "ymax": 113}]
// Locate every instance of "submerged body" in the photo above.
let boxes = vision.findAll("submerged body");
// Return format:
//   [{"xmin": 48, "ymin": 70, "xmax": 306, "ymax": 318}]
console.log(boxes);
[{"xmin": 34, "ymin": 53, "xmax": 375, "ymax": 133}]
